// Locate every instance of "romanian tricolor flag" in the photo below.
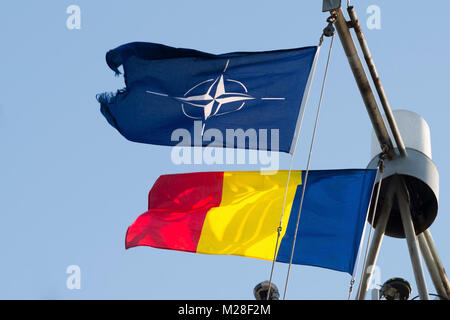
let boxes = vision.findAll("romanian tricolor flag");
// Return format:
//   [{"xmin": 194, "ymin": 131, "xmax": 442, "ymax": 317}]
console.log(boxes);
[{"xmin": 125, "ymin": 169, "xmax": 376, "ymax": 274}]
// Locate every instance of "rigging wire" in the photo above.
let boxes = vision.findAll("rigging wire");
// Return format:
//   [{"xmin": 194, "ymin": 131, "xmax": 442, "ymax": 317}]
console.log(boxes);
[
  {"xmin": 266, "ymin": 154, "xmax": 296, "ymax": 299},
  {"xmin": 265, "ymin": 36, "xmax": 324, "ymax": 300},
  {"xmin": 281, "ymin": 33, "xmax": 335, "ymax": 300},
  {"xmin": 347, "ymin": 158, "xmax": 384, "ymax": 299},
  {"xmin": 354, "ymin": 156, "xmax": 386, "ymax": 299}
]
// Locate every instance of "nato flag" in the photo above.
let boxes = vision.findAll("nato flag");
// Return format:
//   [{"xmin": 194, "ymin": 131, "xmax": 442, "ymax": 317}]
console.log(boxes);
[{"xmin": 97, "ymin": 42, "xmax": 318, "ymax": 153}]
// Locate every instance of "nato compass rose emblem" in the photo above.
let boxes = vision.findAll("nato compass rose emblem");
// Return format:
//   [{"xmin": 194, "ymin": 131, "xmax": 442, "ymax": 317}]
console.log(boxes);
[{"xmin": 146, "ymin": 59, "xmax": 285, "ymax": 134}]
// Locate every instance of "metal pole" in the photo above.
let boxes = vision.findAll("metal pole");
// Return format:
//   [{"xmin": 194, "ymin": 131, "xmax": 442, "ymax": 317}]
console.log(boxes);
[
  {"xmin": 346, "ymin": 6, "xmax": 407, "ymax": 157},
  {"xmin": 424, "ymin": 230, "xmax": 450, "ymax": 297},
  {"xmin": 356, "ymin": 183, "xmax": 394, "ymax": 300},
  {"xmin": 396, "ymin": 177, "xmax": 429, "ymax": 300},
  {"xmin": 331, "ymin": 8, "xmax": 395, "ymax": 158},
  {"xmin": 418, "ymin": 233, "xmax": 448, "ymax": 299}
]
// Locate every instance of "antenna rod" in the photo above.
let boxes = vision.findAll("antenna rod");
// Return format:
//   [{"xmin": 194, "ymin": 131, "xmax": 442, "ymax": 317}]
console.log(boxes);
[
  {"xmin": 330, "ymin": 7, "xmax": 395, "ymax": 158},
  {"xmin": 347, "ymin": 6, "xmax": 407, "ymax": 157}
]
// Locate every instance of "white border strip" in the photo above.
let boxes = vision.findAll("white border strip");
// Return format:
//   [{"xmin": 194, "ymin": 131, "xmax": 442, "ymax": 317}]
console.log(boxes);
[{"xmin": 289, "ymin": 46, "xmax": 321, "ymax": 155}]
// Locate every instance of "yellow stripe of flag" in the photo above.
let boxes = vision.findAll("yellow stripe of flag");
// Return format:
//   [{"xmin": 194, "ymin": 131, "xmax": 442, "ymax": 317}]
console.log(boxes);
[{"xmin": 196, "ymin": 170, "xmax": 302, "ymax": 260}]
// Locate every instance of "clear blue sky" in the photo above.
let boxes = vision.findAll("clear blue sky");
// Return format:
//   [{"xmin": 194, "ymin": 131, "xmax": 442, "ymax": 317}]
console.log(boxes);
[{"xmin": 1, "ymin": 0, "xmax": 449, "ymax": 299}]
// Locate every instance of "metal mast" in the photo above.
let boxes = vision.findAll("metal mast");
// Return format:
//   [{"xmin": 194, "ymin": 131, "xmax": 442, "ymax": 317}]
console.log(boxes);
[{"xmin": 322, "ymin": 0, "xmax": 449, "ymax": 300}]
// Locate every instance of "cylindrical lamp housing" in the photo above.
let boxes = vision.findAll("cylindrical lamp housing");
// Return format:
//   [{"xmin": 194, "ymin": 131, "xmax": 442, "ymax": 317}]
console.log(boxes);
[{"xmin": 367, "ymin": 110, "xmax": 439, "ymax": 238}]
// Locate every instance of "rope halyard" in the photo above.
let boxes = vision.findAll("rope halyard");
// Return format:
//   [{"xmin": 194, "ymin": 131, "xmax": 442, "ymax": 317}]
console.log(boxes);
[{"xmin": 281, "ymin": 31, "xmax": 335, "ymax": 300}]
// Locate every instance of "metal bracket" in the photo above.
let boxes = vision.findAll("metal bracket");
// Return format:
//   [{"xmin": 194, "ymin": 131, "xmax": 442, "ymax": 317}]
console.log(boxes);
[
  {"xmin": 323, "ymin": 14, "xmax": 337, "ymax": 37},
  {"xmin": 322, "ymin": 0, "xmax": 341, "ymax": 12}
]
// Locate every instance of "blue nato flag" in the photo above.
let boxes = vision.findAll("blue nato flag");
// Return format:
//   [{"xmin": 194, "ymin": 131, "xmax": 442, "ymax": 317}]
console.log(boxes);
[{"xmin": 97, "ymin": 42, "xmax": 318, "ymax": 153}]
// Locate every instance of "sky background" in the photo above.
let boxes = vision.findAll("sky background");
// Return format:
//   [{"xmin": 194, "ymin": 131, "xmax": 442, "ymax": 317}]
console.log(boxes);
[{"xmin": 1, "ymin": 0, "xmax": 449, "ymax": 299}]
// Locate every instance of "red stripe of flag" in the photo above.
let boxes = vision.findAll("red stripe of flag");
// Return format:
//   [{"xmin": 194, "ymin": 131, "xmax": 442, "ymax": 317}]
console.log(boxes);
[{"xmin": 125, "ymin": 172, "xmax": 224, "ymax": 252}]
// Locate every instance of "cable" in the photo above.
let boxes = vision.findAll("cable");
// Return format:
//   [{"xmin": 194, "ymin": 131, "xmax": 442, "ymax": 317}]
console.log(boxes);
[
  {"xmin": 265, "ymin": 32, "xmax": 325, "ymax": 300},
  {"xmin": 355, "ymin": 156, "xmax": 385, "ymax": 299},
  {"xmin": 348, "ymin": 158, "xmax": 384, "ymax": 299},
  {"xmin": 411, "ymin": 293, "xmax": 447, "ymax": 300},
  {"xmin": 266, "ymin": 154, "xmax": 295, "ymax": 300},
  {"xmin": 282, "ymin": 34, "xmax": 335, "ymax": 300}
]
